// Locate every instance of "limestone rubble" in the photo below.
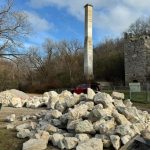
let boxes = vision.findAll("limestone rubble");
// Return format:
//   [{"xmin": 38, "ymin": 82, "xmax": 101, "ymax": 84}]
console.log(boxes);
[
  {"xmin": 0, "ymin": 89, "xmax": 48, "ymax": 108},
  {"xmin": 2, "ymin": 89, "xmax": 150, "ymax": 150}
]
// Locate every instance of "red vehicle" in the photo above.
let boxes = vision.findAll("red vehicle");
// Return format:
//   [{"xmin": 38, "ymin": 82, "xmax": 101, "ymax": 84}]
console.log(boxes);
[{"xmin": 71, "ymin": 83, "xmax": 101, "ymax": 94}]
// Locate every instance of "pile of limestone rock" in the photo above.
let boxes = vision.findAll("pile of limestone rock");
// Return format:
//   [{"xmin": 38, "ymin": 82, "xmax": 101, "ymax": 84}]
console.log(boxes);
[
  {"xmin": 6, "ymin": 89, "xmax": 150, "ymax": 150},
  {"xmin": 0, "ymin": 89, "xmax": 50, "ymax": 108}
]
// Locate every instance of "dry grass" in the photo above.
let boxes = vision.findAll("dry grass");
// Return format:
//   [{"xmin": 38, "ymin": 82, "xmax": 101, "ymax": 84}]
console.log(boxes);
[{"xmin": 0, "ymin": 128, "xmax": 27, "ymax": 150}]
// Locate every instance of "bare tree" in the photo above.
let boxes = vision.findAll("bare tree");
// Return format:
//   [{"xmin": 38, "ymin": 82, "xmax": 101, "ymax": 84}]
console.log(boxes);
[
  {"xmin": 56, "ymin": 40, "xmax": 83, "ymax": 86},
  {"xmin": 127, "ymin": 17, "xmax": 150, "ymax": 36},
  {"xmin": 0, "ymin": 0, "xmax": 30, "ymax": 56},
  {"xmin": 43, "ymin": 39, "xmax": 55, "ymax": 60},
  {"xmin": 0, "ymin": 58, "xmax": 18, "ymax": 90}
]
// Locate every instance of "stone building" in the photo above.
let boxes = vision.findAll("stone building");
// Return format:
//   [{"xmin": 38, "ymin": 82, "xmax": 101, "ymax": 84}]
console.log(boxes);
[{"xmin": 124, "ymin": 33, "xmax": 150, "ymax": 86}]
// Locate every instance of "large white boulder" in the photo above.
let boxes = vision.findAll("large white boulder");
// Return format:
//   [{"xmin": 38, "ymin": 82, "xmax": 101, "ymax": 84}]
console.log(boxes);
[
  {"xmin": 42, "ymin": 92, "xmax": 50, "ymax": 104},
  {"xmin": 16, "ymin": 123, "xmax": 31, "ymax": 132},
  {"xmin": 113, "ymin": 99, "xmax": 125, "ymax": 107},
  {"xmin": 112, "ymin": 110, "xmax": 131, "ymax": 125},
  {"xmin": 99, "ymin": 119, "xmax": 116, "ymax": 134},
  {"xmin": 60, "ymin": 90, "xmax": 72, "ymax": 97},
  {"xmin": 121, "ymin": 135, "xmax": 131, "ymax": 145},
  {"xmin": 26, "ymin": 98, "xmax": 41, "ymax": 108},
  {"xmin": 95, "ymin": 134, "xmax": 111, "ymax": 148},
  {"xmin": 47, "ymin": 91, "xmax": 59, "ymax": 109},
  {"xmin": 123, "ymin": 99, "xmax": 133, "ymax": 107},
  {"xmin": 84, "ymin": 101, "xmax": 94, "ymax": 111},
  {"xmin": 43, "ymin": 92, "xmax": 49, "ymax": 98},
  {"xmin": 117, "ymin": 107, "xmax": 141, "ymax": 123},
  {"xmin": 115, "ymin": 125, "xmax": 135, "ymax": 137},
  {"xmin": 40, "ymin": 131, "xmax": 50, "ymax": 141},
  {"xmin": 68, "ymin": 104, "xmax": 88, "ymax": 120},
  {"xmin": 17, "ymin": 129, "xmax": 31, "ymax": 139},
  {"xmin": 10, "ymin": 97, "xmax": 22, "ymax": 108},
  {"xmin": 22, "ymin": 138, "xmax": 48, "ymax": 150},
  {"xmin": 131, "ymin": 123, "xmax": 145, "ymax": 133},
  {"xmin": 76, "ymin": 138, "xmax": 103, "ymax": 150},
  {"xmin": 51, "ymin": 119, "xmax": 62, "ymax": 127},
  {"xmin": 112, "ymin": 91, "xmax": 125, "ymax": 100},
  {"xmin": 75, "ymin": 134, "xmax": 90, "ymax": 142},
  {"xmin": 87, "ymin": 88, "xmax": 95, "ymax": 100},
  {"xmin": 49, "ymin": 110, "xmax": 62, "ymax": 119},
  {"xmin": 67, "ymin": 119, "xmax": 82, "ymax": 131},
  {"xmin": 91, "ymin": 108, "xmax": 113, "ymax": 119},
  {"xmin": 43, "ymin": 124, "xmax": 58, "ymax": 134},
  {"xmin": 55, "ymin": 101, "xmax": 66, "ymax": 113},
  {"xmin": 63, "ymin": 137, "xmax": 78, "ymax": 149},
  {"xmin": 110, "ymin": 135, "xmax": 120, "ymax": 150},
  {"xmin": 75, "ymin": 120, "xmax": 95, "ymax": 134},
  {"xmin": 65, "ymin": 96, "xmax": 81, "ymax": 108},
  {"xmin": 94, "ymin": 92, "xmax": 114, "ymax": 109},
  {"xmin": 93, "ymin": 119, "xmax": 106, "ymax": 131},
  {"xmin": 51, "ymin": 133, "xmax": 64, "ymax": 146}
]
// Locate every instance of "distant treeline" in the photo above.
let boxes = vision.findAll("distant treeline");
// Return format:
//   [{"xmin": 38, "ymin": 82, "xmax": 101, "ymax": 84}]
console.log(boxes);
[{"xmin": 0, "ymin": 38, "xmax": 125, "ymax": 93}]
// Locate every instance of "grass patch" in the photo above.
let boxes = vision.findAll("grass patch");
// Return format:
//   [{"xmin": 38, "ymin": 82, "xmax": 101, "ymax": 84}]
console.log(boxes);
[
  {"xmin": 0, "ymin": 128, "xmax": 27, "ymax": 150},
  {"xmin": 103, "ymin": 90, "xmax": 150, "ymax": 103},
  {"xmin": 133, "ymin": 102, "xmax": 150, "ymax": 109},
  {"xmin": 0, "ymin": 128, "xmax": 58, "ymax": 150}
]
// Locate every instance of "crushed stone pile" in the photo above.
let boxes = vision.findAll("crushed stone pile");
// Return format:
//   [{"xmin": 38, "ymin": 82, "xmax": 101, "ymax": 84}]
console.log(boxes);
[
  {"xmin": 0, "ymin": 89, "xmax": 49, "ymax": 108},
  {"xmin": 0, "ymin": 89, "xmax": 29, "ymax": 107},
  {"xmin": 5, "ymin": 89, "xmax": 150, "ymax": 150}
]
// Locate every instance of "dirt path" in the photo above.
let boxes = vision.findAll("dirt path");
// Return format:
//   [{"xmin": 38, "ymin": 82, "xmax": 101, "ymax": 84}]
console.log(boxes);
[
  {"xmin": 0, "ymin": 107, "xmax": 46, "ymax": 128},
  {"xmin": 0, "ymin": 107, "xmax": 44, "ymax": 119}
]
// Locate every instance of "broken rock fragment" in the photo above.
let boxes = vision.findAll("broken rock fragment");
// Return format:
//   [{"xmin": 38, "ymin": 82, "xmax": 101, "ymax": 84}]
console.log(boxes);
[
  {"xmin": 67, "ymin": 104, "xmax": 88, "ymax": 120},
  {"xmin": 112, "ymin": 91, "xmax": 124, "ymax": 100},
  {"xmin": 22, "ymin": 138, "xmax": 48, "ymax": 150},
  {"xmin": 110, "ymin": 135, "xmax": 120, "ymax": 150},
  {"xmin": 6, "ymin": 114, "xmax": 15, "ymax": 122},
  {"xmin": 75, "ymin": 120, "xmax": 95, "ymax": 134},
  {"xmin": 76, "ymin": 138, "xmax": 103, "ymax": 150}
]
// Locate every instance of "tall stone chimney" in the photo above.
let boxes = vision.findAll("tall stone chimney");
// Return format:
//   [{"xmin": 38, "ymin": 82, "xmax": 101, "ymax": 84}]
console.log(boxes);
[{"xmin": 84, "ymin": 4, "xmax": 93, "ymax": 81}]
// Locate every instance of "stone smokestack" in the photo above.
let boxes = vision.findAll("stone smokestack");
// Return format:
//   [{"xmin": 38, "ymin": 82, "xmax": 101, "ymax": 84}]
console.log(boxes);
[{"xmin": 84, "ymin": 4, "xmax": 93, "ymax": 81}]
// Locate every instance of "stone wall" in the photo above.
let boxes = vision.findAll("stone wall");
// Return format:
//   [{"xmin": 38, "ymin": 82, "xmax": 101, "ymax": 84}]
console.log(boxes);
[{"xmin": 124, "ymin": 34, "xmax": 150, "ymax": 85}]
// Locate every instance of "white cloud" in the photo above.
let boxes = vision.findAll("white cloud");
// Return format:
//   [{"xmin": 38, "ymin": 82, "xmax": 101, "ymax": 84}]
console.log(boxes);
[
  {"xmin": 25, "ymin": 11, "xmax": 54, "ymax": 32},
  {"xmin": 94, "ymin": 5, "xmax": 141, "ymax": 33},
  {"xmin": 28, "ymin": 0, "xmax": 68, "ymax": 8},
  {"xmin": 28, "ymin": 0, "xmax": 150, "ymax": 36},
  {"xmin": 123, "ymin": 0, "xmax": 150, "ymax": 11},
  {"xmin": 23, "ymin": 11, "xmax": 55, "ymax": 47}
]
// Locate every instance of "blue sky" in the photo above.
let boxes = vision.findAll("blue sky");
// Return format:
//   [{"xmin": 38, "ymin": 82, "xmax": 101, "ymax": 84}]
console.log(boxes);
[{"xmin": 12, "ymin": 0, "xmax": 150, "ymax": 47}]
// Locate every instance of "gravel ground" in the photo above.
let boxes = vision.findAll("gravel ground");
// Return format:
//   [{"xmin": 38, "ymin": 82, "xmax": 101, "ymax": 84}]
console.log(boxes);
[
  {"xmin": 0, "ymin": 106, "xmax": 45, "ymax": 128},
  {"xmin": 0, "ymin": 106, "xmax": 59, "ymax": 150}
]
